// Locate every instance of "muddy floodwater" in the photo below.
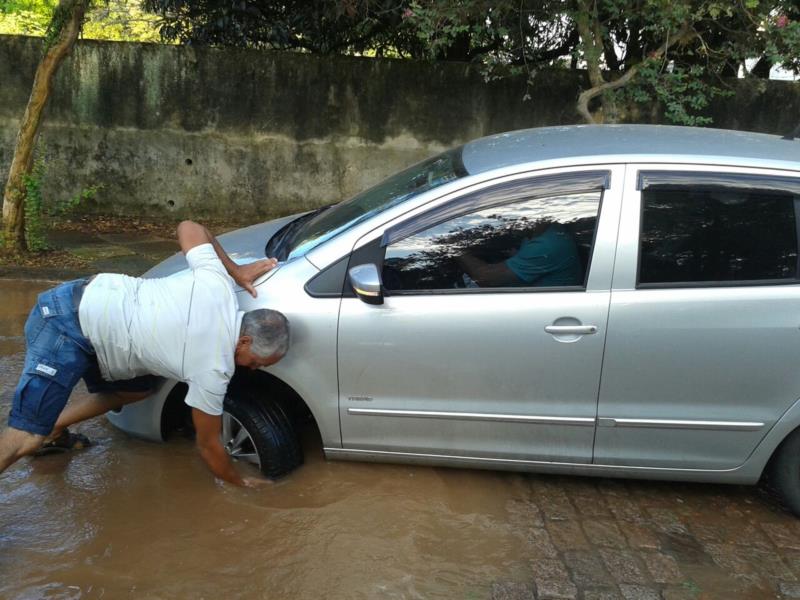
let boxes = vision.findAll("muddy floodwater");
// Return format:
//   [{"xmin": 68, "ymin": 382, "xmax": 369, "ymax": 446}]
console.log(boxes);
[{"xmin": 4, "ymin": 279, "xmax": 800, "ymax": 600}]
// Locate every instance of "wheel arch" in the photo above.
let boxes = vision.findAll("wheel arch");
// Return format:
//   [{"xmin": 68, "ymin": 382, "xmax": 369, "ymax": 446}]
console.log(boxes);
[
  {"xmin": 159, "ymin": 368, "xmax": 324, "ymax": 447},
  {"xmin": 746, "ymin": 396, "xmax": 800, "ymax": 482}
]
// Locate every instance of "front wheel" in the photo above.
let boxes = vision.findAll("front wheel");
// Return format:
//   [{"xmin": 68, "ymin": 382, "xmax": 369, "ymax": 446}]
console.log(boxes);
[{"xmin": 222, "ymin": 392, "xmax": 303, "ymax": 479}]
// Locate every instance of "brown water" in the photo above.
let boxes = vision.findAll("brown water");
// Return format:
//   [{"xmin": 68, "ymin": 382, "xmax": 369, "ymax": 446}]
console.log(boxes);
[{"xmin": 2, "ymin": 279, "xmax": 800, "ymax": 600}]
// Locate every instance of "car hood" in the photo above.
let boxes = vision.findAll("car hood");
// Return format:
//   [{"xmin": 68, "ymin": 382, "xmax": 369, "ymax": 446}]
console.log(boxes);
[{"xmin": 143, "ymin": 213, "xmax": 304, "ymax": 279}]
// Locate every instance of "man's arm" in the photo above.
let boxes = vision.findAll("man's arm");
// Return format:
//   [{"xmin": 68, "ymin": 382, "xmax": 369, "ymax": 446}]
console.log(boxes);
[
  {"xmin": 191, "ymin": 408, "xmax": 265, "ymax": 488},
  {"xmin": 457, "ymin": 254, "xmax": 521, "ymax": 287},
  {"xmin": 176, "ymin": 220, "xmax": 277, "ymax": 297}
]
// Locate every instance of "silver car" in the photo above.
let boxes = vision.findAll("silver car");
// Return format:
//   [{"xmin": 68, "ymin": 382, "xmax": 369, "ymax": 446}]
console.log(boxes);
[{"xmin": 109, "ymin": 124, "xmax": 800, "ymax": 514}]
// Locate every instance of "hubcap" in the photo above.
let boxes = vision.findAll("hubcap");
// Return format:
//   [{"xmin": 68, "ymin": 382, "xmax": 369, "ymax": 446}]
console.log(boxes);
[{"xmin": 221, "ymin": 412, "xmax": 261, "ymax": 468}]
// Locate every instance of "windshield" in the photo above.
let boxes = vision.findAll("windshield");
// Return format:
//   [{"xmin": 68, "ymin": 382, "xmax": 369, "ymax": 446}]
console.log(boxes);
[{"xmin": 286, "ymin": 147, "xmax": 468, "ymax": 259}]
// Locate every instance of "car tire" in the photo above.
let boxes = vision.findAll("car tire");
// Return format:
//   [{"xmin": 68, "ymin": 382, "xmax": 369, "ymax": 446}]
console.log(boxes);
[
  {"xmin": 223, "ymin": 391, "xmax": 303, "ymax": 479},
  {"xmin": 767, "ymin": 427, "xmax": 800, "ymax": 516}
]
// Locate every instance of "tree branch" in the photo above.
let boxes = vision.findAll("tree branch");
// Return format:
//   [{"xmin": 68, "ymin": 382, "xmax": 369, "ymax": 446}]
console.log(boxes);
[{"xmin": 576, "ymin": 23, "xmax": 696, "ymax": 124}]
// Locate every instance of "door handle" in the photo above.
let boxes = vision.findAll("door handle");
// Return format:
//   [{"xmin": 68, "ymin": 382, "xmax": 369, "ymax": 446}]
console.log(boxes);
[{"xmin": 544, "ymin": 325, "xmax": 598, "ymax": 335}]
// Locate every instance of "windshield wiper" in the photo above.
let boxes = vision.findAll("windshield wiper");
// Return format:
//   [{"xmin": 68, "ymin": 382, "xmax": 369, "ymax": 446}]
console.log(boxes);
[{"xmin": 265, "ymin": 205, "xmax": 333, "ymax": 260}]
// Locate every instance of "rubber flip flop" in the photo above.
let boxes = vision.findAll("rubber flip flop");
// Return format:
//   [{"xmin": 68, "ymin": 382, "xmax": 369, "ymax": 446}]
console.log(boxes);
[{"xmin": 34, "ymin": 429, "xmax": 93, "ymax": 456}]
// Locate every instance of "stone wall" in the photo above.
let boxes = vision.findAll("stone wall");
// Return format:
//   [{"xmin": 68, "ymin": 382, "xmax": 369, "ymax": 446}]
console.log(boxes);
[{"xmin": 1, "ymin": 35, "xmax": 799, "ymax": 221}]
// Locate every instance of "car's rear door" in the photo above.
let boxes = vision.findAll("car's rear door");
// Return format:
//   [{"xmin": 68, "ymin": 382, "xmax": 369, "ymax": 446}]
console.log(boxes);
[
  {"xmin": 336, "ymin": 166, "xmax": 624, "ymax": 464},
  {"xmin": 595, "ymin": 165, "xmax": 800, "ymax": 470}
]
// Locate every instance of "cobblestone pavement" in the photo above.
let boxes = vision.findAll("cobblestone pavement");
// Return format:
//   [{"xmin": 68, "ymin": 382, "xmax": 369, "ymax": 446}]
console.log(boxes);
[{"xmin": 491, "ymin": 475, "xmax": 800, "ymax": 600}]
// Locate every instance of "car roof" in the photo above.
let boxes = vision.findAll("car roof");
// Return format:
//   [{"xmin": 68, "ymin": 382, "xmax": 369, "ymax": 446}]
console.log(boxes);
[{"xmin": 461, "ymin": 125, "xmax": 800, "ymax": 174}]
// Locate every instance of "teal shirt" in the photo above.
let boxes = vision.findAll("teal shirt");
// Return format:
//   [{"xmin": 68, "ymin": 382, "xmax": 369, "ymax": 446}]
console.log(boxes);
[{"xmin": 504, "ymin": 225, "xmax": 582, "ymax": 286}]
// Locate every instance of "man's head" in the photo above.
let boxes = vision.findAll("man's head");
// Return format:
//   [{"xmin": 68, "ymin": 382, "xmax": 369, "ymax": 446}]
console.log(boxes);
[{"xmin": 235, "ymin": 309, "xmax": 290, "ymax": 370}]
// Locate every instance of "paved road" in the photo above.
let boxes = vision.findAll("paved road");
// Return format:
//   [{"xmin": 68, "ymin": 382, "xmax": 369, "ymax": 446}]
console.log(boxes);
[{"xmin": 492, "ymin": 475, "xmax": 800, "ymax": 599}]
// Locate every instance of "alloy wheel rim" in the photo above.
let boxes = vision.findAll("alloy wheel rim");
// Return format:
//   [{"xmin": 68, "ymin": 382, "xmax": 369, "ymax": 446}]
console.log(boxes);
[{"xmin": 221, "ymin": 412, "xmax": 261, "ymax": 468}]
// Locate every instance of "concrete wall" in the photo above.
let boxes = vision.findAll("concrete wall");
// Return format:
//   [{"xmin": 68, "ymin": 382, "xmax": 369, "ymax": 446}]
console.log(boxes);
[{"xmin": 1, "ymin": 35, "xmax": 799, "ymax": 221}]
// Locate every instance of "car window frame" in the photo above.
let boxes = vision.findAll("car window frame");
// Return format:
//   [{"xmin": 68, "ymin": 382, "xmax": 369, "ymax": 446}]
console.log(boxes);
[
  {"xmin": 635, "ymin": 170, "xmax": 800, "ymax": 290},
  {"xmin": 376, "ymin": 170, "xmax": 611, "ymax": 297}
]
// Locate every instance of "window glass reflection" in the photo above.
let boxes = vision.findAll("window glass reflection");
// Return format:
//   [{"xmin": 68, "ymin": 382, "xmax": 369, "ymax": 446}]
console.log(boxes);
[
  {"xmin": 640, "ymin": 189, "xmax": 798, "ymax": 285},
  {"xmin": 383, "ymin": 191, "xmax": 602, "ymax": 291}
]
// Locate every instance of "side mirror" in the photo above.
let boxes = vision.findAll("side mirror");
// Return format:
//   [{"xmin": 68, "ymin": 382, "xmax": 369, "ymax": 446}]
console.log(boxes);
[{"xmin": 348, "ymin": 263, "xmax": 384, "ymax": 305}]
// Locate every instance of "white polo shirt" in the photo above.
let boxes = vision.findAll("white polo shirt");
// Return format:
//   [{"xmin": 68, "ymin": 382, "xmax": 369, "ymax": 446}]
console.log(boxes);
[{"xmin": 79, "ymin": 244, "xmax": 243, "ymax": 416}]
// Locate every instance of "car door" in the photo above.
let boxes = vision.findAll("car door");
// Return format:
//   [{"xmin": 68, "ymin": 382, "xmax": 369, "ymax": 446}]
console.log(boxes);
[
  {"xmin": 595, "ymin": 165, "xmax": 800, "ymax": 470},
  {"xmin": 336, "ymin": 166, "xmax": 624, "ymax": 463}
]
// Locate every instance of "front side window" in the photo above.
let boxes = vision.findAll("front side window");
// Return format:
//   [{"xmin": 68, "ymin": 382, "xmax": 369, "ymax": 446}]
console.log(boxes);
[
  {"xmin": 383, "ymin": 190, "xmax": 602, "ymax": 292},
  {"xmin": 639, "ymin": 185, "xmax": 799, "ymax": 286}
]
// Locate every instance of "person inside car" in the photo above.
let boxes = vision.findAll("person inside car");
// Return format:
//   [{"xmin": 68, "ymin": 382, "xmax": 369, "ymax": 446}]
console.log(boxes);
[
  {"xmin": 457, "ymin": 220, "xmax": 583, "ymax": 287},
  {"xmin": 0, "ymin": 220, "xmax": 288, "ymax": 488}
]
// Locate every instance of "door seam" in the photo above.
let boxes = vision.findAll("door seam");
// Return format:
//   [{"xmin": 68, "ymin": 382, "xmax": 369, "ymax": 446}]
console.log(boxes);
[{"xmin": 591, "ymin": 163, "xmax": 628, "ymax": 463}]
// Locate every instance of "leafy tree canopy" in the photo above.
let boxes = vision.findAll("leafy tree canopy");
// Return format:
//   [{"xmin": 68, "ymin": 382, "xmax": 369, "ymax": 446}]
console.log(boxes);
[
  {"xmin": 2, "ymin": 1, "xmax": 798, "ymax": 124},
  {"xmin": 141, "ymin": 0, "xmax": 800, "ymax": 124},
  {"xmin": 140, "ymin": 0, "xmax": 419, "ymax": 55},
  {"xmin": 0, "ymin": 0, "xmax": 161, "ymax": 42}
]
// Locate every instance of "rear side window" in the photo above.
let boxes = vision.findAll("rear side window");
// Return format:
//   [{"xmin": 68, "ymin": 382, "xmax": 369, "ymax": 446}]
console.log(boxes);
[{"xmin": 638, "ymin": 173, "xmax": 800, "ymax": 286}]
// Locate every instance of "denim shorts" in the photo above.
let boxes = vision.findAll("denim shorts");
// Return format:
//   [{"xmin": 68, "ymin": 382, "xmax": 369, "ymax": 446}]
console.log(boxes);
[{"xmin": 9, "ymin": 279, "xmax": 157, "ymax": 436}]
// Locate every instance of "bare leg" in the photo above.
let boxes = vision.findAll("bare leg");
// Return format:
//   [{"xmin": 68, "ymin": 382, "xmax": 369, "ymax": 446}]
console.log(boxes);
[
  {"xmin": 48, "ymin": 390, "xmax": 151, "ymax": 440},
  {"xmin": 0, "ymin": 427, "xmax": 46, "ymax": 474}
]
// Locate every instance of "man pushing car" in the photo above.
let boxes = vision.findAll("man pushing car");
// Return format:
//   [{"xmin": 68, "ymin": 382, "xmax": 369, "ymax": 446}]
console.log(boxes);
[{"xmin": 0, "ymin": 221, "xmax": 289, "ymax": 487}]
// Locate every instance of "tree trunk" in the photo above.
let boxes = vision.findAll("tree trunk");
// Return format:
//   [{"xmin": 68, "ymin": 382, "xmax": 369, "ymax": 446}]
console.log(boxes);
[
  {"xmin": 2, "ymin": 0, "xmax": 89, "ymax": 252},
  {"xmin": 575, "ymin": 14, "xmax": 695, "ymax": 126},
  {"xmin": 574, "ymin": 0, "xmax": 609, "ymax": 124}
]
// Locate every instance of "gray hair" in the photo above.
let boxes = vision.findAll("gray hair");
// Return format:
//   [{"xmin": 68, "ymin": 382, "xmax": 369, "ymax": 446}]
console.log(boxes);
[{"xmin": 240, "ymin": 309, "xmax": 290, "ymax": 358}]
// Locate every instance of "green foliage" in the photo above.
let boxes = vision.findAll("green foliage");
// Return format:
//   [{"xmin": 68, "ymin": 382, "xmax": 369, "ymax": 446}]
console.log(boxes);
[
  {"xmin": 22, "ymin": 155, "xmax": 47, "ymax": 251},
  {"xmin": 43, "ymin": 0, "xmax": 78, "ymax": 52},
  {"xmin": 766, "ymin": 15, "xmax": 800, "ymax": 72},
  {"xmin": 0, "ymin": 0, "xmax": 57, "ymax": 36},
  {"xmin": 0, "ymin": 0, "xmax": 161, "ymax": 43},
  {"xmin": 57, "ymin": 183, "xmax": 101, "ymax": 215},
  {"xmin": 1, "ymin": 0, "xmax": 91, "ymax": 50},
  {"xmin": 4, "ymin": 0, "xmax": 799, "ymax": 124},
  {"xmin": 622, "ymin": 60, "xmax": 733, "ymax": 126},
  {"xmin": 142, "ymin": 0, "xmax": 414, "ymax": 54},
  {"xmin": 20, "ymin": 153, "xmax": 101, "ymax": 252},
  {"xmin": 82, "ymin": 0, "xmax": 161, "ymax": 43},
  {"xmin": 404, "ymin": 0, "xmax": 799, "ymax": 123},
  {"xmin": 406, "ymin": 1, "xmax": 490, "ymax": 60}
]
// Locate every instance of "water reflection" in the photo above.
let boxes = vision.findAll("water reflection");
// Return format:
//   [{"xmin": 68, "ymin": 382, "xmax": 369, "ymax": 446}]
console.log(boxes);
[
  {"xmin": 1, "ymin": 279, "xmax": 798, "ymax": 600},
  {"xmin": 0, "ymin": 280, "xmax": 533, "ymax": 599}
]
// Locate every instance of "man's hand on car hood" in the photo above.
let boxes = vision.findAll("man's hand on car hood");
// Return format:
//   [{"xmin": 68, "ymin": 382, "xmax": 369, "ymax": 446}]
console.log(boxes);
[{"xmin": 234, "ymin": 258, "xmax": 279, "ymax": 297}]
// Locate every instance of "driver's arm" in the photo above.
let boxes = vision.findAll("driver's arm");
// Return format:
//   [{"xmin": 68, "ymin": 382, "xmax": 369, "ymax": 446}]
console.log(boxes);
[{"xmin": 457, "ymin": 254, "xmax": 521, "ymax": 287}]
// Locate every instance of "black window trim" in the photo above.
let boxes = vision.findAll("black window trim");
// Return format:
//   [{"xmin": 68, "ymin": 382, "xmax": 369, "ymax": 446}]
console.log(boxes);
[
  {"xmin": 342, "ymin": 236, "xmax": 388, "ymax": 298},
  {"xmin": 304, "ymin": 255, "xmax": 350, "ymax": 298},
  {"xmin": 378, "ymin": 170, "xmax": 610, "ymax": 296},
  {"xmin": 635, "ymin": 170, "xmax": 800, "ymax": 290},
  {"xmin": 637, "ymin": 278, "xmax": 800, "ymax": 291},
  {"xmin": 385, "ymin": 283, "xmax": 587, "ymax": 297},
  {"xmin": 637, "ymin": 170, "xmax": 800, "ymax": 195}
]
